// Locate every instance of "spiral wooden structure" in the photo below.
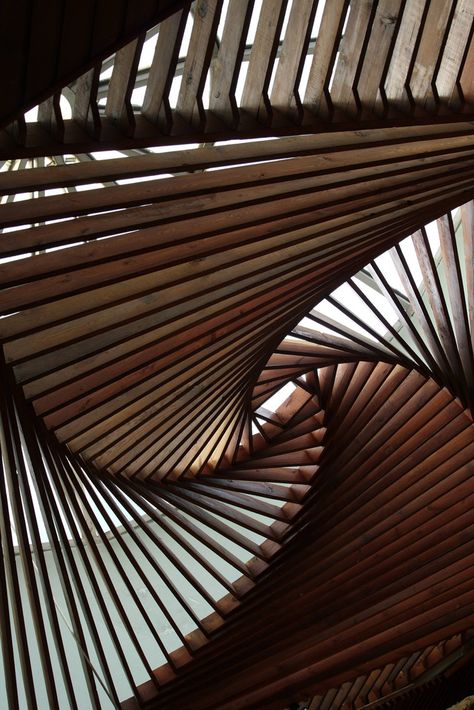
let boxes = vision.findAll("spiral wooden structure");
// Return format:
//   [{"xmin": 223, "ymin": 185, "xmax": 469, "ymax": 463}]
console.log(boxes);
[{"xmin": 1, "ymin": 1, "xmax": 474, "ymax": 708}]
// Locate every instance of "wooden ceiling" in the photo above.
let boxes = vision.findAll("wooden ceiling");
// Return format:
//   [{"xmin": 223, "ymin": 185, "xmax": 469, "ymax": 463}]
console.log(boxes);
[
  {"xmin": 0, "ymin": 1, "xmax": 474, "ymax": 709},
  {"xmin": 2, "ymin": 0, "xmax": 474, "ymax": 157}
]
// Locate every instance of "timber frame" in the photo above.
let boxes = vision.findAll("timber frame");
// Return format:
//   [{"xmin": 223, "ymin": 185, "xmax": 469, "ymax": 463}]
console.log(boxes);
[{"xmin": 0, "ymin": 2, "xmax": 474, "ymax": 709}]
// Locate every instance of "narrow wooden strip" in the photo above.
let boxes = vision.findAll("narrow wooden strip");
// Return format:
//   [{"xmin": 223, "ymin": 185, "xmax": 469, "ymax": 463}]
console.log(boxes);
[
  {"xmin": 105, "ymin": 34, "xmax": 145, "ymax": 135},
  {"xmin": 209, "ymin": 0, "xmax": 254, "ymax": 126},
  {"xmin": 176, "ymin": 0, "xmax": 223, "ymax": 128}
]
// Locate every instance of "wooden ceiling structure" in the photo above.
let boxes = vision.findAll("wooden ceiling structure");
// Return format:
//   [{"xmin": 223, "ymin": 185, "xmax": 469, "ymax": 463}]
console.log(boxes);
[{"xmin": 1, "ymin": 1, "xmax": 474, "ymax": 709}]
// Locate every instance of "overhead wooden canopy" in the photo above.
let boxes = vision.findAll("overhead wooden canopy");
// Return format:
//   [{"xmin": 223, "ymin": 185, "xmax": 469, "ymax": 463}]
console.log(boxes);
[{"xmin": 0, "ymin": 2, "xmax": 474, "ymax": 709}]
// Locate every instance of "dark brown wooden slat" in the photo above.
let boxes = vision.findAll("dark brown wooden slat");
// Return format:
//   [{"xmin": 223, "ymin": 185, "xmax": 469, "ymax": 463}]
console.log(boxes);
[
  {"xmin": 389, "ymin": 240, "xmax": 450, "ymax": 372},
  {"xmin": 5, "ymin": 394, "xmax": 79, "ymax": 710},
  {"xmin": 366, "ymin": 258, "xmax": 447, "ymax": 381},
  {"xmin": 22, "ymin": 425, "xmax": 108, "ymax": 707},
  {"xmin": 192, "ymin": 477, "xmax": 307, "ymax": 503},
  {"xmin": 412, "ymin": 227, "xmax": 464, "ymax": 388},
  {"xmin": 2, "ymin": 7, "xmax": 474, "ymax": 704},
  {"xmin": 37, "ymin": 92, "xmax": 65, "ymax": 143},
  {"xmin": 57, "ymin": 449, "xmax": 165, "ymax": 690},
  {"xmin": 44, "ymin": 442, "xmax": 151, "ymax": 698},
  {"xmin": 74, "ymin": 459, "xmax": 215, "ymax": 648},
  {"xmin": 108, "ymin": 473, "xmax": 253, "ymax": 592},
  {"xmin": 0, "ymin": 424, "xmax": 38, "ymax": 708},
  {"xmin": 122, "ymin": 476, "xmax": 261, "ymax": 581},
  {"xmin": 0, "ymin": 384, "xmax": 60, "ymax": 708}
]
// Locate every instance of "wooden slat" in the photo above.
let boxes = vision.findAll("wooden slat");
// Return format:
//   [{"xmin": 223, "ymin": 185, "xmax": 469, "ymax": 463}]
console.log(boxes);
[
  {"xmin": 461, "ymin": 200, "xmax": 474, "ymax": 350},
  {"xmin": 435, "ymin": 0, "xmax": 474, "ymax": 107},
  {"xmin": 330, "ymin": 0, "xmax": 374, "ymax": 116},
  {"xmin": 407, "ymin": 0, "xmax": 454, "ymax": 110},
  {"xmin": 105, "ymin": 34, "xmax": 145, "ymax": 135},
  {"xmin": 384, "ymin": 0, "xmax": 426, "ymax": 109},
  {"xmin": 355, "ymin": 0, "xmax": 405, "ymax": 113},
  {"xmin": 175, "ymin": 0, "xmax": 223, "ymax": 128},
  {"xmin": 37, "ymin": 92, "xmax": 65, "ymax": 142},
  {"xmin": 304, "ymin": 0, "xmax": 349, "ymax": 118},
  {"xmin": 240, "ymin": 0, "xmax": 287, "ymax": 124},
  {"xmin": 270, "ymin": 0, "xmax": 317, "ymax": 121},
  {"xmin": 72, "ymin": 65, "xmax": 102, "ymax": 138},
  {"xmin": 141, "ymin": 7, "xmax": 189, "ymax": 129},
  {"xmin": 209, "ymin": 0, "xmax": 254, "ymax": 126}
]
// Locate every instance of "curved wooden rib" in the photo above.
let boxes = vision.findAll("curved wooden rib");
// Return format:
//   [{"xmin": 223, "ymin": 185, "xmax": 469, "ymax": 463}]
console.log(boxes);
[{"xmin": 136, "ymin": 208, "xmax": 474, "ymax": 709}]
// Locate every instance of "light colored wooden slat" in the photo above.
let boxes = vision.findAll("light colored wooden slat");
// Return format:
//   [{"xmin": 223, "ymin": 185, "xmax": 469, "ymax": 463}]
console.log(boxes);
[
  {"xmin": 2, "ymin": 120, "xmax": 474, "ymax": 197},
  {"xmin": 240, "ymin": 0, "xmax": 287, "ymax": 123},
  {"xmin": 1, "ymin": 157, "xmax": 470, "ymax": 337},
  {"xmin": 5, "ymin": 144, "xmax": 474, "ymax": 294},
  {"xmin": 304, "ymin": 0, "xmax": 349, "ymax": 118},
  {"xmin": 4, "ymin": 126, "xmax": 474, "ymax": 232},
  {"xmin": 408, "ymin": 0, "xmax": 454, "ymax": 110},
  {"xmin": 105, "ymin": 35, "xmax": 145, "ymax": 135},
  {"xmin": 330, "ymin": 0, "xmax": 374, "ymax": 115},
  {"xmin": 355, "ymin": 0, "xmax": 404, "ymax": 113},
  {"xmin": 435, "ymin": 0, "xmax": 474, "ymax": 108},
  {"xmin": 437, "ymin": 213, "xmax": 474, "ymax": 393},
  {"xmin": 384, "ymin": 0, "xmax": 426, "ymax": 109},
  {"xmin": 459, "ymin": 24, "xmax": 474, "ymax": 103},
  {"xmin": 209, "ymin": 0, "xmax": 254, "ymax": 126},
  {"xmin": 270, "ymin": 0, "xmax": 316, "ymax": 121},
  {"xmin": 141, "ymin": 8, "xmax": 188, "ymax": 129},
  {"xmin": 175, "ymin": 0, "xmax": 223, "ymax": 127}
]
